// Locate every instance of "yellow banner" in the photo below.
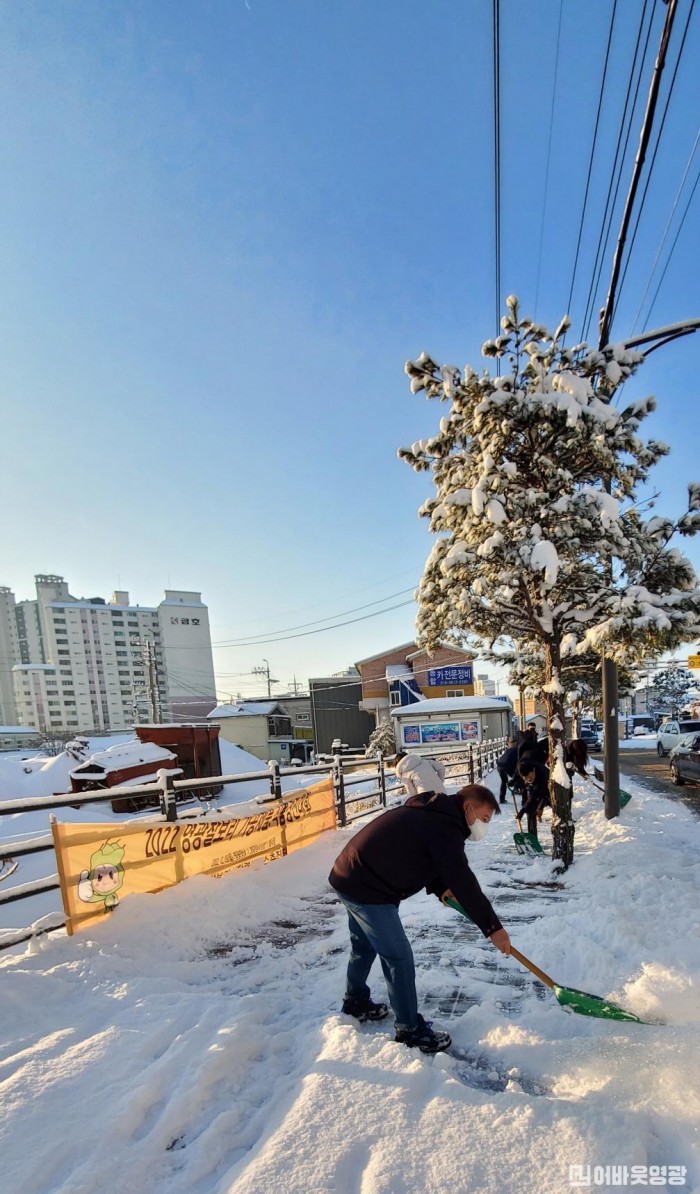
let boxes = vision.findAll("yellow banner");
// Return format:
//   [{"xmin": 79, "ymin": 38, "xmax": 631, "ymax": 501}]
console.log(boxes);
[{"xmin": 52, "ymin": 778, "xmax": 336, "ymax": 934}]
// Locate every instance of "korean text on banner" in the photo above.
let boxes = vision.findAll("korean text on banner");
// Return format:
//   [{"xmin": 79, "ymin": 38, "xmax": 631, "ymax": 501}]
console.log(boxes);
[{"xmin": 51, "ymin": 777, "xmax": 336, "ymax": 935}]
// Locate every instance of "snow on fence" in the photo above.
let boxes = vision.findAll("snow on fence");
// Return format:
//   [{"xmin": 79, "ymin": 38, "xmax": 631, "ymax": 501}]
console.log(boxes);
[{"xmin": 0, "ymin": 738, "xmax": 506, "ymax": 951}]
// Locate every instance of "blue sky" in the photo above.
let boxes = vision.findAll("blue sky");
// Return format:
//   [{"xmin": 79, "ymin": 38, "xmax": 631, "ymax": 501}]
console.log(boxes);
[{"xmin": 1, "ymin": 0, "xmax": 698, "ymax": 700}]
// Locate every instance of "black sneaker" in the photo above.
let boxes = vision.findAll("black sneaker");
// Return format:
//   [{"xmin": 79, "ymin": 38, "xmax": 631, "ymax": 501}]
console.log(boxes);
[
  {"xmin": 395, "ymin": 1014, "xmax": 451, "ymax": 1054},
  {"xmin": 341, "ymin": 995, "xmax": 389, "ymax": 1022}
]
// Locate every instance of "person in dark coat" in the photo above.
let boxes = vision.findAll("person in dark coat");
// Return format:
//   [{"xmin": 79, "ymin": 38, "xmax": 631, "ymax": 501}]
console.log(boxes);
[
  {"xmin": 496, "ymin": 740, "xmax": 519, "ymax": 804},
  {"xmin": 516, "ymin": 757, "xmax": 550, "ymax": 838},
  {"xmin": 329, "ymin": 784, "xmax": 511, "ymax": 1054}
]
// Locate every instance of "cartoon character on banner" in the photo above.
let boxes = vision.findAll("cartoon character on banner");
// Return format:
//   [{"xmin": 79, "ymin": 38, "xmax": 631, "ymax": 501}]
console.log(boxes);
[{"xmin": 77, "ymin": 840, "xmax": 126, "ymax": 910}]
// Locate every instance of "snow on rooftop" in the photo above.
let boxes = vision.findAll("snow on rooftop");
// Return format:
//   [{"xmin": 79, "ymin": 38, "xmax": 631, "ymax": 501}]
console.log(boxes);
[
  {"xmin": 208, "ymin": 702, "xmax": 280, "ymax": 718},
  {"xmin": 70, "ymin": 741, "xmax": 177, "ymax": 777},
  {"xmin": 391, "ymin": 696, "xmax": 511, "ymax": 716},
  {"xmin": 385, "ymin": 664, "xmax": 411, "ymax": 678}
]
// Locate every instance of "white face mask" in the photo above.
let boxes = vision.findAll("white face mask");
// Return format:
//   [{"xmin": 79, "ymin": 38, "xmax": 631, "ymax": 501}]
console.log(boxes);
[{"xmin": 467, "ymin": 805, "xmax": 489, "ymax": 841}]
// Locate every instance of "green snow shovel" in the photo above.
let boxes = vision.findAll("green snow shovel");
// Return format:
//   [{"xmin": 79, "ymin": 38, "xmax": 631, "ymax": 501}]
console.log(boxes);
[
  {"xmin": 592, "ymin": 765, "xmax": 632, "ymax": 808},
  {"xmin": 442, "ymin": 892, "xmax": 646, "ymax": 1024},
  {"xmin": 511, "ymin": 791, "xmax": 543, "ymax": 856},
  {"xmin": 590, "ymin": 778, "xmax": 632, "ymax": 808}
]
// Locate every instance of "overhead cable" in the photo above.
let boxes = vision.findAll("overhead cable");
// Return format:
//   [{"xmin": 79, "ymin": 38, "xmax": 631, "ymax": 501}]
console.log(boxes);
[
  {"xmin": 534, "ymin": 0, "xmax": 564, "ymax": 316},
  {"xmin": 598, "ymin": 0, "xmax": 682, "ymax": 347},
  {"xmin": 566, "ymin": 0, "xmax": 619, "ymax": 322},
  {"xmin": 614, "ymin": 0, "xmax": 696, "ymax": 316},
  {"xmin": 581, "ymin": 0, "xmax": 656, "ymax": 343}
]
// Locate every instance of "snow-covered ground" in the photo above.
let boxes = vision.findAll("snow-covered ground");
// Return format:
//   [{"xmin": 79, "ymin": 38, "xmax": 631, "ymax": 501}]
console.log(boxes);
[
  {"xmin": 0, "ymin": 769, "xmax": 698, "ymax": 1193},
  {"xmin": 619, "ymin": 734, "xmax": 657, "ymax": 749}
]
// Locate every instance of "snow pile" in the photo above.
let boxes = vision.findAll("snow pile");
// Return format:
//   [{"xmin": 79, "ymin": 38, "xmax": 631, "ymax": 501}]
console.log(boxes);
[{"xmin": 0, "ymin": 771, "xmax": 698, "ymax": 1192}]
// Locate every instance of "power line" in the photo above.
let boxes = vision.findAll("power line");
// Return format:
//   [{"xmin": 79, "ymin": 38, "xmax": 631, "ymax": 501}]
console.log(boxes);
[
  {"xmin": 614, "ymin": 0, "xmax": 696, "ymax": 318},
  {"xmin": 493, "ymin": 0, "xmax": 502, "ymax": 374},
  {"xmin": 212, "ymin": 599, "xmax": 416, "ymax": 648},
  {"xmin": 211, "ymin": 587, "xmax": 417, "ymax": 646},
  {"xmin": 208, "ymin": 566, "xmax": 418, "ymax": 634},
  {"xmin": 640, "ymin": 151, "xmax": 700, "ymax": 330},
  {"xmin": 629, "ymin": 128, "xmax": 700, "ymax": 332},
  {"xmin": 581, "ymin": 0, "xmax": 656, "ymax": 343},
  {"xmin": 566, "ymin": 0, "xmax": 619, "ymax": 322},
  {"xmin": 534, "ymin": 0, "xmax": 564, "ymax": 316},
  {"xmin": 164, "ymin": 586, "xmax": 420, "ymax": 651},
  {"xmin": 599, "ymin": 0, "xmax": 684, "ymax": 347}
]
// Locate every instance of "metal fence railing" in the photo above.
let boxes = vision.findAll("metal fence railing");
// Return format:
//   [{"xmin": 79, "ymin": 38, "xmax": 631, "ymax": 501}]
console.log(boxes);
[{"xmin": 0, "ymin": 737, "xmax": 506, "ymax": 951}]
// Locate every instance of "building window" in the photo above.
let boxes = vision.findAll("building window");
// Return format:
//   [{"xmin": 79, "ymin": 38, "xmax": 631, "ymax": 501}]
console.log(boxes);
[
  {"xmin": 446, "ymin": 689, "xmax": 465, "ymax": 698},
  {"xmin": 295, "ymin": 713, "xmax": 311, "ymax": 722},
  {"xmin": 390, "ymin": 691, "xmax": 401, "ymax": 707},
  {"xmin": 55, "ymin": 638, "xmax": 69, "ymax": 645}
]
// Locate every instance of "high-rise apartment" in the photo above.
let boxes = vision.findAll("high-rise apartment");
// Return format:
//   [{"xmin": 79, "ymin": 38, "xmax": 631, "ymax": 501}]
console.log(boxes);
[{"xmin": 0, "ymin": 576, "xmax": 217, "ymax": 733}]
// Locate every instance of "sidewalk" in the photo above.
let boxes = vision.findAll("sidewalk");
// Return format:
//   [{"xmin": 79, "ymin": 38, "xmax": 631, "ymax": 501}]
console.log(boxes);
[{"xmin": 0, "ymin": 772, "xmax": 698, "ymax": 1194}]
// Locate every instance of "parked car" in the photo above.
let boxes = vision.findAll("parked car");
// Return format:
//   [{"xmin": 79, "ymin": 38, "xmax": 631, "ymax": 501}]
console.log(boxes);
[
  {"xmin": 656, "ymin": 719, "xmax": 700, "ymax": 757},
  {"xmin": 669, "ymin": 732, "xmax": 700, "ymax": 786},
  {"xmin": 579, "ymin": 727, "xmax": 602, "ymax": 752}
]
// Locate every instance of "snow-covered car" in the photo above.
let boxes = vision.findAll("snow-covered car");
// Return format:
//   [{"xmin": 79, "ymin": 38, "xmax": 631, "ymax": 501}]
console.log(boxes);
[
  {"xmin": 656, "ymin": 719, "xmax": 700, "ymax": 757},
  {"xmin": 633, "ymin": 725, "xmax": 649, "ymax": 737},
  {"xmin": 669, "ymin": 732, "xmax": 700, "ymax": 786}
]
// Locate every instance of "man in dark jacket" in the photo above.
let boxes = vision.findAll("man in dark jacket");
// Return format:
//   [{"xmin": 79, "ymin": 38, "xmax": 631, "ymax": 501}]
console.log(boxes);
[
  {"xmin": 496, "ymin": 740, "xmax": 519, "ymax": 803},
  {"xmin": 329, "ymin": 783, "xmax": 510, "ymax": 1054},
  {"xmin": 516, "ymin": 757, "xmax": 550, "ymax": 838}
]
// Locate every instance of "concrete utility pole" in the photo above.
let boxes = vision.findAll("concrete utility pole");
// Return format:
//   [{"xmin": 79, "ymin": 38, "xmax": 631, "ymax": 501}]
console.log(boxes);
[
  {"xmin": 133, "ymin": 634, "xmax": 161, "ymax": 724},
  {"xmin": 144, "ymin": 637, "xmax": 161, "ymax": 724},
  {"xmin": 252, "ymin": 658, "xmax": 277, "ymax": 700}
]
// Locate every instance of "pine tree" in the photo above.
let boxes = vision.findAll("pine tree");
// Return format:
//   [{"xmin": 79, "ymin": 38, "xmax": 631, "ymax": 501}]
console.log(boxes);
[
  {"xmin": 401, "ymin": 296, "xmax": 700, "ymax": 868},
  {"xmin": 647, "ymin": 667, "xmax": 697, "ymax": 717},
  {"xmin": 365, "ymin": 719, "xmax": 398, "ymax": 759}
]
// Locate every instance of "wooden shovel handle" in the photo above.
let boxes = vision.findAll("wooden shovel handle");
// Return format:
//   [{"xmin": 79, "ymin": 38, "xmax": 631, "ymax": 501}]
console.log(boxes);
[{"xmin": 509, "ymin": 945, "xmax": 556, "ymax": 990}]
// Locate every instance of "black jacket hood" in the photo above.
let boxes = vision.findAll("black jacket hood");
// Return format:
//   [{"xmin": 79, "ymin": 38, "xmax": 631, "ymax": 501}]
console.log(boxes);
[{"xmin": 404, "ymin": 790, "xmax": 471, "ymax": 838}]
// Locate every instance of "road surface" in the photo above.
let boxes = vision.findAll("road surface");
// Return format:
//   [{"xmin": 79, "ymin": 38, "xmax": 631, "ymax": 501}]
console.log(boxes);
[{"xmin": 596, "ymin": 744, "xmax": 700, "ymax": 818}]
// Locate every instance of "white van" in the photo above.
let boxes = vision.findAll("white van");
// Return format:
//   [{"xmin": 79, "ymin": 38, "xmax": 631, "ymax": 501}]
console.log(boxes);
[{"xmin": 656, "ymin": 719, "xmax": 700, "ymax": 757}]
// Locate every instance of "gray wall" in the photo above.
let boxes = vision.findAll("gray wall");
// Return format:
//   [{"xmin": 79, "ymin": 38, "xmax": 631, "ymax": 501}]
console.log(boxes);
[{"xmin": 309, "ymin": 679, "xmax": 374, "ymax": 753}]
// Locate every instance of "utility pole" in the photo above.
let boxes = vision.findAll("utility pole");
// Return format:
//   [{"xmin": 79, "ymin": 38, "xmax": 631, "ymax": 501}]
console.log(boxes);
[
  {"xmin": 595, "ymin": 0, "xmax": 683, "ymax": 820},
  {"xmin": 133, "ymin": 634, "xmax": 161, "ymax": 724},
  {"xmin": 252, "ymin": 658, "xmax": 277, "ymax": 699}
]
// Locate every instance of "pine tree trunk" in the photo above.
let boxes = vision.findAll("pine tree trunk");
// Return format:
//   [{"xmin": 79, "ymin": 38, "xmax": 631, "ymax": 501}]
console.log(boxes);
[{"xmin": 544, "ymin": 643, "xmax": 575, "ymax": 870}]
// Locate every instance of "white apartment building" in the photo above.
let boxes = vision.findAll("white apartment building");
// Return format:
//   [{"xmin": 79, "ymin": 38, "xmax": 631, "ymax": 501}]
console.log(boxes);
[
  {"xmin": 474, "ymin": 673, "xmax": 497, "ymax": 698},
  {"xmin": 0, "ymin": 587, "xmax": 21, "ymax": 724},
  {"xmin": 2, "ymin": 575, "xmax": 217, "ymax": 733}
]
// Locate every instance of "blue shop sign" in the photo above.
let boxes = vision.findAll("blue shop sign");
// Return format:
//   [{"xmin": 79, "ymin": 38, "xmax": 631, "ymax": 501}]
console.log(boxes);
[{"xmin": 427, "ymin": 665, "xmax": 473, "ymax": 686}]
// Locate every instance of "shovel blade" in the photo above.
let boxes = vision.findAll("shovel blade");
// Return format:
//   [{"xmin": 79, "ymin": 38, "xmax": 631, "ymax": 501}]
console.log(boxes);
[
  {"xmin": 553, "ymin": 983, "xmax": 643, "ymax": 1023},
  {"xmin": 513, "ymin": 831, "xmax": 544, "ymax": 856},
  {"xmin": 600, "ymin": 789, "xmax": 633, "ymax": 809}
]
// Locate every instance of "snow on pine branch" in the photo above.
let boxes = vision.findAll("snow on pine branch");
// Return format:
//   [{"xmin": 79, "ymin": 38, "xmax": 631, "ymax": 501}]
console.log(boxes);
[{"xmin": 401, "ymin": 295, "xmax": 700, "ymax": 696}]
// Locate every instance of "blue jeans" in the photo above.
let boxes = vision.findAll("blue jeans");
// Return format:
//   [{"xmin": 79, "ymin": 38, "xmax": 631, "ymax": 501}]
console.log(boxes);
[{"xmin": 336, "ymin": 894, "xmax": 418, "ymax": 1031}]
